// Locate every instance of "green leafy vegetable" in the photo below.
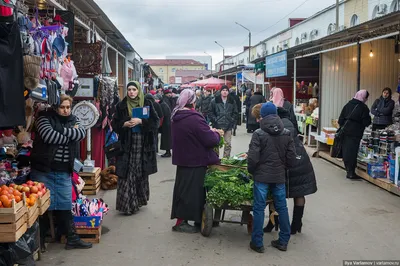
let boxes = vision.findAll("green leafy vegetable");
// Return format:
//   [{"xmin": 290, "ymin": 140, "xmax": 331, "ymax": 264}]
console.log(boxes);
[
  {"xmin": 213, "ymin": 135, "xmax": 224, "ymax": 154},
  {"xmin": 221, "ymin": 155, "xmax": 247, "ymax": 167}
]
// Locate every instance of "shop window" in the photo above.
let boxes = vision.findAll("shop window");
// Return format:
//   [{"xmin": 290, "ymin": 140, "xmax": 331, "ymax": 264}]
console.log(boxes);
[
  {"xmin": 159, "ymin": 68, "xmax": 163, "ymax": 73},
  {"xmin": 327, "ymin": 23, "xmax": 336, "ymax": 35},
  {"xmin": 350, "ymin": 14, "xmax": 359, "ymax": 27},
  {"xmin": 276, "ymin": 45, "xmax": 279, "ymax": 52},
  {"xmin": 272, "ymin": 47, "xmax": 275, "ymax": 53},
  {"xmin": 372, "ymin": 4, "xmax": 387, "ymax": 19},
  {"xmin": 390, "ymin": 0, "xmax": 399, "ymax": 12},
  {"xmin": 172, "ymin": 68, "xmax": 176, "ymax": 72}
]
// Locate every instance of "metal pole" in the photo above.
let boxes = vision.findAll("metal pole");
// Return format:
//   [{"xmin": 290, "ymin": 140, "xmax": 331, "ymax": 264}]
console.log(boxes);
[
  {"xmin": 249, "ymin": 32, "xmax": 251, "ymax": 63},
  {"xmin": 357, "ymin": 42, "xmax": 361, "ymax": 91},
  {"xmin": 223, "ymin": 48, "xmax": 225, "ymax": 71},
  {"xmin": 336, "ymin": 0, "xmax": 339, "ymax": 32}
]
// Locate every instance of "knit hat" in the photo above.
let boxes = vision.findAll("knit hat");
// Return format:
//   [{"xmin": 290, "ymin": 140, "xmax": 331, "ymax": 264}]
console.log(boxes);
[
  {"xmin": 260, "ymin": 102, "xmax": 277, "ymax": 118},
  {"xmin": 221, "ymin": 85, "xmax": 229, "ymax": 91}
]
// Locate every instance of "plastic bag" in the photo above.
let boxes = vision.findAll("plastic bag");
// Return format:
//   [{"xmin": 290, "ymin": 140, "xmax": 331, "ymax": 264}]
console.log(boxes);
[{"xmin": 0, "ymin": 221, "xmax": 39, "ymax": 266}]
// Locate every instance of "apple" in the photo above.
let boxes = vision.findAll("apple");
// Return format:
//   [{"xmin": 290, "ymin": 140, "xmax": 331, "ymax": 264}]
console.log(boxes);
[
  {"xmin": 37, "ymin": 191, "xmax": 43, "ymax": 197},
  {"xmin": 22, "ymin": 184, "xmax": 28, "ymax": 187},
  {"xmin": 22, "ymin": 187, "xmax": 30, "ymax": 193},
  {"xmin": 26, "ymin": 181, "xmax": 34, "ymax": 186},
  {"xmin": 9, "ymin": 184, "xmax": 15, "ymax": 188},
  {"xmin": 36, "ymin": 184, "xmax": 42, "ymax": 190},
  {"xmin": 15, "ymin": 185, "xmax": 22, "ymax": 191},
  {"xmin": 33, "ymin": 182, "xmax": 39, "ymax": 185},
  {"xmin": 30, "ymin": 187, "xmax": 38, "ymax": 193},
  {"xmin": 41, "ymin": 189, "xmax": 46, "ymax": 194}
]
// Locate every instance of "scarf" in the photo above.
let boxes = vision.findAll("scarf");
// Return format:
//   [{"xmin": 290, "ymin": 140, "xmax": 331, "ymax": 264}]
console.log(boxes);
[
  {"xmin": 353, "ymin": 90, "xmax": 368, "ymax": 103},
  {"xmin": 171, "ymin": 89, "xmax": 196, "ymax": 119},
  {"xmin": 271, "ymin": 87, "xmax": 285, "ymax": 108},
  {"xmin": 126, "ymin": 81, "xmax": 144, "ymax": 117}
]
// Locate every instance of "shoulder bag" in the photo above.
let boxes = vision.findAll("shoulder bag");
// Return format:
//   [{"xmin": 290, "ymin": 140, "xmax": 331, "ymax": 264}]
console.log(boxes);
[
  {"xmin": 331, "ymin": 104, "xmax": 359, "ymax": 158},
  {"xmin": 104, "ymin": 130, "xmax": 123, "ymax": 159}
]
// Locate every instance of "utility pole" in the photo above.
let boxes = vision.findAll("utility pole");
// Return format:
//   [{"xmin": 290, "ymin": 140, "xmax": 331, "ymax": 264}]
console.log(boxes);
[
  {"xmin": 215, "ymin": 41, "xmax": 225, "ymax": 71},
  {"xmin": 235, "ymin": 22, "xmax": 252, "ymax": 63}
]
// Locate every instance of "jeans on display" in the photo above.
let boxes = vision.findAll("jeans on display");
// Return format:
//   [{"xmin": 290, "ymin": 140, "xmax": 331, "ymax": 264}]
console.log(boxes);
[{"xmin": 251, "ymin": 182, "xmax": 290, "ymax": 247}]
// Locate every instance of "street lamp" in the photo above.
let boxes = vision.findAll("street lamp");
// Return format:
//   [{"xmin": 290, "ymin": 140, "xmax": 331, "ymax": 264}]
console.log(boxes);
[
  {"xmin": 235, "ymin": 22, "xmax": 251, "ymax": 63},
  {"xmin": 215, "ymin": 41, "xmax": 225, "ymax": 71},
  {"xmin": 204, "ymin": 51, "xmax": 213, "ymax": 74}
]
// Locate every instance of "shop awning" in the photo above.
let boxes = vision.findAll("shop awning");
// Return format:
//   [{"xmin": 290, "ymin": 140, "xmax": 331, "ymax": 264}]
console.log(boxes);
[{"xmin": 294, "ymin": 11, "xmax": 400, "ymax": 58}]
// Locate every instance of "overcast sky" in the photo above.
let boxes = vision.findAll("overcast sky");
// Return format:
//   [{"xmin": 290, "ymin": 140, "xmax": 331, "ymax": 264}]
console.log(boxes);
[{"xmin": 94, "ymin": 0, "xmax": 336, "ymax": 65}]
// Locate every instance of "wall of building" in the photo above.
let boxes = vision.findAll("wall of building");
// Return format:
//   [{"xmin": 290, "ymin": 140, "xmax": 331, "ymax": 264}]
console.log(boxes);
[
  {"xmin": 320, "ymin": 38, "xmax": 400, "ymax": 128},
  {"xmin": 216, "ymin": 0, "xmax": 400, "ymax": 71},
  {"xmin": 155, "ymin": 65, "xmax": 205, "ymax": 83}
]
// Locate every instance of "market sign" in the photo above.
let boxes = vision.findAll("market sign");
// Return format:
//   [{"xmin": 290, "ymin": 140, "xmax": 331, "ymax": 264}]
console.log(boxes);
[{"xmin": 265, "ymin": 51, "xmax": 287, "ymax": 78}]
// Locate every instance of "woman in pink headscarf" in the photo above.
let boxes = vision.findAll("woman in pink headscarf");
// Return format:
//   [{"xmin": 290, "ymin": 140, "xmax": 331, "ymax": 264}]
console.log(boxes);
[
  {"xmin": 338, "ymin": 90, "xmax": 371, "ymax": 180},
  {"xmin": 170, "ymin": 89, "xmax": 222, "ymax": 233},
  {"xmin": 270, "ymin": 88, "xmax": 299, "ymax": 134}
]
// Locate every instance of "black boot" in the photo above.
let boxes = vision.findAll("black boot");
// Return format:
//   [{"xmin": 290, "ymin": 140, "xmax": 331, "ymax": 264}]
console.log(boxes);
[
  {"xmin": 161, "ymin": 150, "xmax": 171, "ymax": 158},
  {"xmin": 61, "ymin": 211, "xmax": 93, "ymax": 250},
  {"xmin": 291, "ymin": 206, "xmax": 304, "ymax": 235},
  {"xmin": 263, "ymin": 211, "xmax": 279, "ymax": 233},
  {"xmin": 39, "ymin": 213, "xmax": 50, "ymax": 252}
]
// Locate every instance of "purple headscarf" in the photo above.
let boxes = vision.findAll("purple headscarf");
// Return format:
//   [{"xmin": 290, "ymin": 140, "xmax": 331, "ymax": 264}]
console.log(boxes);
[
  {"xmin": 171, "ymin": 89, "xmax": 196, "ymax": 119},
  {"xmin": 354, "ymin": 90, "xmax": 369, "ymax": 103}
]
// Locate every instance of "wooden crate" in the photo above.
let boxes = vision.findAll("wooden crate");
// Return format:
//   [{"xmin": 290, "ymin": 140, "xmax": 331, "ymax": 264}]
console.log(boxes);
[
  {"xmin": 80, "ymin": 167, "xmax": 101, "ymax": 195},
  {"xmin": 0, "ymin": 199, "xmax": 28, "ymax": 243},
  {"xmin": 38, "ymin": 190, "xmax": 51, "ymax": 215},
  {"xmin": 26, "ymin": 200, "xmax": 39, "ymax": 228},
  {"xmin": 61, "ymin": 225, "xmax": 102, "ymax": 244}
]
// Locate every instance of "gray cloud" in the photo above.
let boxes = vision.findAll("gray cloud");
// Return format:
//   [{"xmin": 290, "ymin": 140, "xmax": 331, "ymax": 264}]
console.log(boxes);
[{"xmin": 95, "ymin": 0, "xmax": 336, "ymax": 64}]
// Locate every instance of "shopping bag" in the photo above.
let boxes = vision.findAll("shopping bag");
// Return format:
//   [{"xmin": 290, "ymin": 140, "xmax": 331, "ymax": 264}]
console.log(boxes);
[{"xmin": 331, "ymin": 132, "xmax": 343, "ymax": 158}]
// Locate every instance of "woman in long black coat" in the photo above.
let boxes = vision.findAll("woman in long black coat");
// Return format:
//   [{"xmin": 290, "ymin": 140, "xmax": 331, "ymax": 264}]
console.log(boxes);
[
  {"xmin": 247, "ymin": 89, "xmax": 266, "ymax": 132},
  {"xmin": 145, "ymin": 94, "xmax": 163, "ymax": 153},
  {"xmin": 158, "ymin": 96, "xmax": 172, "ymax": 157},
  {"xmin": 265, "ymin": 88, "xmax": 317, "ymax": 234}
]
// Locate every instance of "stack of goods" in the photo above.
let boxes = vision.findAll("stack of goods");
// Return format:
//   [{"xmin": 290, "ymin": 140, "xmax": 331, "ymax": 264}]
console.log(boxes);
[
  {"xmin": 79, "ymin": 168, "xmax": 101, "ymax": 195},
  {"xmin": 0, "ymin": 182, "xmax": 49, "ymax": 243},
  {"xmin": 69, "ymin": 196, "xmax": 109, "ymax": 244},
  {"xmin": 221, "ymin": 154, "xmax": 248, "ymax": 168},
  {"xmin": 204, "ymin": 168, "xmax": 253, "ymax": 208}
]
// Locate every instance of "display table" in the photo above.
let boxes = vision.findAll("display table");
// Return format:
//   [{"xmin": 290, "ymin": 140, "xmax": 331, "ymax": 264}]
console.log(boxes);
[{"xmin": 318, "ymin": 150, "xmax": 400, "ymax": 197}]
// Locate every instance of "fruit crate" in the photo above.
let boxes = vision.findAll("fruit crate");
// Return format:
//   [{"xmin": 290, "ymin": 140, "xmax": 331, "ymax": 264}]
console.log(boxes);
[
  {"xmin": 79, "ymin": 167, "xmax": 101, "ymax": 195},
  {"xmin": 61, "ymin": 225, "xmax": 102, "ymax": 244},
  {"xmin": 0, "ymin": 199, "xmax": 28, "ymax": 243},
  {"xmin": 26, "ymin": 199, "xmax": 39, "ymax": 228},
  {"xmin": 38, "ymin": 190, "xmax": 51, "ymax": 215}
]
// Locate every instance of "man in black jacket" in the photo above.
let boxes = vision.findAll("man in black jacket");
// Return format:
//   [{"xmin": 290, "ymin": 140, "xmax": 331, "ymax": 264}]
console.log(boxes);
[
  {"xmin": 247, "ymin": 102, "xmax": 297, "ymax": 253},
  {"xmin": 196, "ymin": 89, "xmax": 213, "ymax": 123},
  {"xmin": 209, "ymin": 86, "xmax": 238, "ymax": 158}
]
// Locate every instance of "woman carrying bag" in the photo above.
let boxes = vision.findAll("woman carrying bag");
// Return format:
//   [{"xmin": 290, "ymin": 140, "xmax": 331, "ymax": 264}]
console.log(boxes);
[{"xmin": 337, "ymin": 90, "xmax": 371, "ymax": 180}]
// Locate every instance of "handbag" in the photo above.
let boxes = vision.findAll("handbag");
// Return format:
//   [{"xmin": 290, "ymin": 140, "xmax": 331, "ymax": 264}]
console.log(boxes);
[
  {"xmin": 331, "ymin": 104, "xmax": 359, "ymax": 158},
  {"xmin": 104, "ymin": 130, "xmax": 123, "ymax": 159}
]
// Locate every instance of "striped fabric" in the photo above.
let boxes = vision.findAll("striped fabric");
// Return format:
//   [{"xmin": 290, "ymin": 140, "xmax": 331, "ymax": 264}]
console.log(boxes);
[{"xmin": 35, "ymin": 116, "xmax": 86, "ymax": 163}]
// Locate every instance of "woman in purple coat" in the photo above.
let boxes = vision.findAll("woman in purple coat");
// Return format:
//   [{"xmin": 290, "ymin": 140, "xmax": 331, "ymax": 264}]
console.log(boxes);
[{"xmin": 170, "ymin": 89, "xmax": 222, "ymax": 233}]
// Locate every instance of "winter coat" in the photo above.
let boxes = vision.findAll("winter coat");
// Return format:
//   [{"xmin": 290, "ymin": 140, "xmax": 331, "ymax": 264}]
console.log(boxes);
[
  {"xmin": 172, "ymin": 110, "xmax": 220, "ymax": 167},
  {"xmin": 209, "ymin": 95, "xmax": 239, "ymax": 131},
  {"xmin": 196, "ymin": 95, "xmax": 213, "ymax": 116},
  {"xmin": 277, "ymin": 107, "xmax": 317, "ymax": 198},
  {"xmin": 247, "ymin": 92, "xmax": 266, "ymax": 127},
  {"xmin": 339, "ymin": 99, "xmax": 371, "ymax": 139},
  {"xmin": 247, "ymin": 115, "xmax": 297, "ymax": 184},
  {"xmin": 230, "ymin": 92, "xmax": 242, "ymax": 114},
  {"xmin": 145, "ymin": 95, "xmax": 163, "ymax": 126},
  {"xmin": 283, "ymin": 100, "xmax": 299, "ymax": 135},
  {"xmin": 393, "ymin": 101, "xmax": 400, "ymax": 123},
  {"xmin": 111, "ymin": 97, "xmax": 160, "ymax": 178},
  {"xmin": 159, "ymin": 99, "xmax": 172, "ymax": 151},
  {"xmin": 371, "ymin": 97, "xmax": 395, "ymax": 126}
]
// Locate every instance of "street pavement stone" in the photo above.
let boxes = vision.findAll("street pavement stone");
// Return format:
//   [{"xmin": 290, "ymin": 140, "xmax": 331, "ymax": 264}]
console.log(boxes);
[{"xmin": 37, "ymin": 126, "xmax": 400, "ymax": 266}]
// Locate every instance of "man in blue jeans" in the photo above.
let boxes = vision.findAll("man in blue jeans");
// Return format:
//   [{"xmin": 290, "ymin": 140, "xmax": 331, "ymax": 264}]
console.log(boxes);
[{"xmin": 247, "ymin": 102, "xmax": 297, "ymax": 253}]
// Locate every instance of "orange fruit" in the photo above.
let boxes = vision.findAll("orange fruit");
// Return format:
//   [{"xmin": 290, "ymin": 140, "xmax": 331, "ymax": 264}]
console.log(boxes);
[
  {"xmin": 0, "ymin": 190, "xmax": 9, "ymax": 196},
  {"xmin": 29, "ymin": 194, "xmax": 38, "ymax": 199},
  {"xmin": 0, "ymin": 201, "xmax": 2, "ymax": 207},
  {"xmin": 25, "ymin": 198, "xmax": 30, "ymax": 206},
  {"xmin": 14, "ymin": 196, "xmax": 21, "ymax": 203},
  {"xmin": 13, "ymin": 190, "xmax": 21, "ymax": 197},
  {"xmin": 1, "ymin": 185, "xmax": 8, "ymax": 191},
  {"xmin": 3, "ymin": 199, "xmax": 11, "ymax": 208},
  {"xmin": 0, "ymin": 195, "xmax": 8, "ymax": 203},
  {"xmin": 29, "ymin": 197, "xmax": 36, "ymax": 206}
]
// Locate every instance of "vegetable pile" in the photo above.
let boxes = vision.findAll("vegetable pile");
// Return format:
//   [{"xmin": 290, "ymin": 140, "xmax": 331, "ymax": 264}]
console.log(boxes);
[
  {"xmin": 221, "ymin": 155, "xmax": 247, "ymax": 167},
  {"xmin": 204, "ymin": 168, "xmax": 253, "ymax": 208}
]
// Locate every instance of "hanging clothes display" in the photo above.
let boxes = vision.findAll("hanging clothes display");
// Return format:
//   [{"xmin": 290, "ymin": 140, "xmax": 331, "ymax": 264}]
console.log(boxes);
[{"xmin": 0, "ymin": 19, "xmax": 26, "ymax": 128}]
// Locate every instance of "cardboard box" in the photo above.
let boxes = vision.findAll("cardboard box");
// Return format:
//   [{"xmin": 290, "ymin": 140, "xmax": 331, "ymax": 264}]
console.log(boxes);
[{"xmin": 73, "ymin": 216, "xmax": 101, "ymax": 228}]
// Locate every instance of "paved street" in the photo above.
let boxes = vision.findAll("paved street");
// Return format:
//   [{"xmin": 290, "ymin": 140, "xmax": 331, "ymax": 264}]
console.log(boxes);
[{"xmin": 37, "ymin": 126, "xmax": 400, "ymax": 266}]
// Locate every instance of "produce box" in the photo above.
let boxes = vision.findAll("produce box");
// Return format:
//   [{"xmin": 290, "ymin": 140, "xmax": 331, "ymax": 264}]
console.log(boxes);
[
  {"xmin": 61, "ymin": 225, "xmax": 102, "ymax": 244},
  {"xmin": 0, "ymin": 199, "xmax": 28, "ymax": 243},
  {"xmin": 73, "ymin": 215, "xmax": 102, "ymax": 228},
  {"xmin": 38, "ymin": 190, "xmax": 51, "ymax": 215},
  {"xmin": 80, "ymin": 168, "xmax": 101, "ymax": 195},
  {"xmin": 26, "ymin": 199, "xmax": 39, "ymax": 228}
]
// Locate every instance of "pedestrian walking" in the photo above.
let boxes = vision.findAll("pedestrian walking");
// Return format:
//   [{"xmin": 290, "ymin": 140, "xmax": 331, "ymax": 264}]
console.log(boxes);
[
  {"xmin": 196, "ymin": 89, "xmax": 213, "ymax": 123},
  {"xmin": 145, "ymin": 93, "xmax": 163, "ymax": 153},
  {"xmin": 248, "ymin": 102, "xmax": 297, "ymax": 253},
  {"xmin": 170, "ymin": 89, "xmax": 222, "ymax": 233},
  {"xmin": 209, "ymin": 85, "xmax": 238, "ymax": 158},
  {"xmin": 338, "ymin": 90, "xmax": 371, "ymax": 179},
  {"xmin": 230, "ymin": 89, "xmax": 242, "ymax": 135},
  {"xmin": 270, "ymin": 88, "xmax": 299, "ymax": 134},
  {"xmin": 112, "ymin": 81, "xmax": 159, "ymax": 215}
]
